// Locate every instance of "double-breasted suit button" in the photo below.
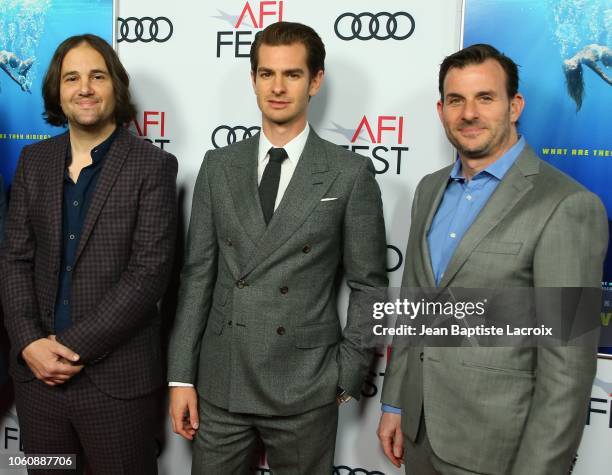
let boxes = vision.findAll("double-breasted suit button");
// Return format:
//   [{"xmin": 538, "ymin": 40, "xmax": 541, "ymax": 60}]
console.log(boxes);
[
  {"xmin": 228, "ymin": 321, "xmax": 232, "ymax": 326},
  {"xmin": 302, "ymin": 244, "xmax": 311, "ymax": 253},
  {"xmin": 225, "ymin": 238, "xmax": 233, "ymax": 246},
  {"xmin": 419, "ymin": 352, "xmax": 424, "ymax": 362},
  {"xmin": 280, "ymin": 286, "xmax": 289, "ymax": 294},
  {"xmin": 236, "ymin": 279, "xmax": 247, "ymax": 289},
  {"xmin": 276, "ymin": 326, "xmax": 286, "ymax": 335}
]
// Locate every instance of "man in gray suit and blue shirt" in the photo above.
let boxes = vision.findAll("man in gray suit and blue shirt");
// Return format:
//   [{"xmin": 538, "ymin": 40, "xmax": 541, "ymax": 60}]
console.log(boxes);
[
  {"xmin": 378, "ymin": 44, "xmax": 608, "ymax": 474},
  {"xmin": 168, "ymin": 22, "xmax": 388, "ymax": 474}
]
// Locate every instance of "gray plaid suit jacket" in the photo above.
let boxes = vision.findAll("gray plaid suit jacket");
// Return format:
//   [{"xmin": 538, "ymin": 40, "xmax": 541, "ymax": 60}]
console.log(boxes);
[
  {"xmin": 0, "ymin": 128, "xmax": 178, "ymax": 399},
  {"xmin": 381, "ymin": 144, "xmax": 608, "ymax": 474},
  {"xmin": 167, "ymin": 129, "xmax": 388, "ymax": 416}
]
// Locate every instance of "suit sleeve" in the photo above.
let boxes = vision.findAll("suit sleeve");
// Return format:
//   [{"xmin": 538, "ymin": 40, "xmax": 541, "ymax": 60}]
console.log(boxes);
[
  {"xmin": 57, "ymin": 153, "xmax": 178, "ymax": 362},
  {"xmin": 339, "ymin": 158, "xmax": 388, "ymax": 398},
  {"xmin": 511, "ymin": 190, "xmax": 608, "ymax": 475},
  {"xmin": 0, "ymin": 148, "xmax": 46, "ymax": 358},
  {"xmin": 166, "ymin": 152, "xmax": 218, "ymax": 384},
  {"xmin": 380, "ymin": 178, "xmax": 424, "ymax": 408}
]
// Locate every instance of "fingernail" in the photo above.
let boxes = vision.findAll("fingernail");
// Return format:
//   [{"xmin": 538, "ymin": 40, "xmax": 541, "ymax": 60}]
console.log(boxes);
[
  {"xmin": 72, "ymin": 355, "xmax": 79, "ymax": 361},
  {"xmin": 193, "ymin": 422, "xmax": 199, "ymax": 429}
]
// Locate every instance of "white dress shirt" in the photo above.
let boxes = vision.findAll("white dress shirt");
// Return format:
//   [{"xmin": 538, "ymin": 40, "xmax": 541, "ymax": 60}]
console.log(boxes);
[{"xmin": 257, "ymin": 123, "xmax": 309, "ymax": 210}]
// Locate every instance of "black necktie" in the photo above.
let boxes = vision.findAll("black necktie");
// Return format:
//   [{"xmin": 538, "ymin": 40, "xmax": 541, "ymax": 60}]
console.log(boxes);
[{"xmin": 259, "ymin": 147, "xmax": 288, "ymax": 225}]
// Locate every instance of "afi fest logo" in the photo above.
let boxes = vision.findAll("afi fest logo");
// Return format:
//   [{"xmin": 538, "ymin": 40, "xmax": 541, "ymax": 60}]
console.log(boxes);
[
  {"xmin": 1, "ymin": 409, "xmax": 23, "ymax": 452},
  {"xmin": 361, "ymin": 345, "xmax": 392, "ymax": 398},
  {"xmin": 214, "ymin": 1, "xmax": 284, "ymax": 57},
  {"xmin": 327, "ymin": 115, "xmax": 409, "ymax": 175},
  {"xmin": 129, "ymin": 111, "xmax": 171, "ymax": 150},
  {"xmin": 588, "ymin": 376, "xmax": 612, "ymax": 429}
]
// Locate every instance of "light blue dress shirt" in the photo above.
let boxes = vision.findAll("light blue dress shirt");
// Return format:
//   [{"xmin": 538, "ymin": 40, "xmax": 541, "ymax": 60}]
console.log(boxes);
[{"xmin": 382, "ymin": 137, "xmax": 525, "ymax": 414}]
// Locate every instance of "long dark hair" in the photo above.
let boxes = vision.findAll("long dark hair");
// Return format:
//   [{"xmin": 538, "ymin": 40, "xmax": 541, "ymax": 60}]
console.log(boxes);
[{"xmin": 42, "ymin": 34, "xmax": 136, "ymax": 126}]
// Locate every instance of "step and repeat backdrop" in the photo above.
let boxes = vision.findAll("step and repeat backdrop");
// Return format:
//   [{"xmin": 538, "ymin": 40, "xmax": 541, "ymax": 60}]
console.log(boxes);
[{"xmin": 1, "ymin": 0, "xmax": 611, "ymax": 473}]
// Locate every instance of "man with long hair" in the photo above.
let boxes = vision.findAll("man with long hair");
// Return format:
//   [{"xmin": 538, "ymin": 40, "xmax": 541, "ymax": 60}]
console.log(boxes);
[{"xmin": 0, "ymin": 34, "xmax": 177, "ymax": 474}]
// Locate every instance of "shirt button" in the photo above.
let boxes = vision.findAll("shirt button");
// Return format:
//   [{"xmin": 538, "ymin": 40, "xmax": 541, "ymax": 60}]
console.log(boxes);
[
  {"xmin": 73, "ymin": 200, "xmax": 79, "ymax": 207},
  {"xmin": 466, "ymin": 195, "xmax": 472, "ymax": 201},
  {"xmin": 280, "ymin": 286, "xmax": 289, "ymax": 294},
  {"xmin": 276, "ymin": 326, "xmax": 286, "ymax": 335},
  {"xmin": 63, "ymin": 299, "xmax": 69, "ymax": 305},
  {"xmin": 69, "ymin": 234, "xmax": 76, "ymax": 240},
  {"xmin": 449, "ymin": 232, "xmax": 457, "ymax": 239},
  {"xmin": 66, "ymin": 265, "xmax": 72, "ymax": 272}
]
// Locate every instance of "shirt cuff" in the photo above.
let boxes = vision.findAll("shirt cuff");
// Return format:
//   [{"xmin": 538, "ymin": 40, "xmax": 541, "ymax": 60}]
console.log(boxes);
[
  {"xmin": 168, "ymin": 382, "xmax": 194, "ymax": 387},
  {"xmin": 381, "ymin": 404, "xmax": 402, "ymax": 414}
]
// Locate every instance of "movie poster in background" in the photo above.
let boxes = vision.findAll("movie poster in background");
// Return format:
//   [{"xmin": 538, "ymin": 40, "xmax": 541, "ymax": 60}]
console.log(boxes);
[
  {"xmin": 464, "ymin": 1, "xmax": 612, "ymax": 473},
  {"xmin": 0, "ymin": 0, "xmax": 114, "ymax": 187},
  {"xmin": 463, "ymin": 0, "xmax": 612, "ymax": 355}
]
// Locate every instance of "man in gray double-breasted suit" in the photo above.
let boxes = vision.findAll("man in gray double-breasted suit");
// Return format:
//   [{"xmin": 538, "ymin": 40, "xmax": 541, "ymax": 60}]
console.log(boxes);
[
  {"xmin": 378, "ymin": 44, "xmax": 608, "ymax": 474},
  {"xmin": 168, "ymin": 22, "xmax": 387, "ymax": 474}
]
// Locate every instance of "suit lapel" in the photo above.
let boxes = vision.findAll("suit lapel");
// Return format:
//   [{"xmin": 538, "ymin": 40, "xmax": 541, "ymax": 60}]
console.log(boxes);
[
  {"xmin": 419, "ymin": 172, "xmax": 449, "ymax": 288},
  {"xmin": 224, "ymin": 134, "xmax": 267, "ymax": 245},
  {"xmin": 48, "ymin": 133, "xmax": 70, "ymax": 272},
  {"xmin": 437, "ymin": 147, "xmax": 539, "ymax": 288},
  {"xmin": 241, "ymin": 130, "xmax": 337, "ymax": 277},
  {"xmin": 73, "ymin": 128, "xmax": 130, "ymax": 266}
]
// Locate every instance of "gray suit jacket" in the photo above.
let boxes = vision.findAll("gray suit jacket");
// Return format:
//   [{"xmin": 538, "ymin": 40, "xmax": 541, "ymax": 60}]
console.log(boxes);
[
  {"xmin": 381, "ymin": 144, "xmax": 608, "ymax": 474},
  {"xmin": 168, "ymin": 129, "xmax": 388, "ymax": 416}
]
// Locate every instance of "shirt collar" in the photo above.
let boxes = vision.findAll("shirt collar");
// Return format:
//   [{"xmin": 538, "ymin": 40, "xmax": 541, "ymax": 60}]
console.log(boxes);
[
  {"xmin": 66, "ymin": 125, "xmax": 120, "ymax": 165},
  {"xmin": 258, "ymin": 123, "xmax": 310, "ymax": 167},
  {"xmin": 450, "ymin": 136, "xmax": 526, "ymax": 182}
]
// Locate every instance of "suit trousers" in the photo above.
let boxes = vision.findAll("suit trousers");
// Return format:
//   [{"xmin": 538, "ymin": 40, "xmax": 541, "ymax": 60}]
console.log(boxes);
[
  {"xmin": 405, "ymin": 412, "xmax": 484, "ymax": 475},
  {"xmin": 14, "ymin": 372, "xmax": 158, "ymax": 475},
  {"xmin": 193, "ymin": 397, "xmax": 338, "ymax": 475}
]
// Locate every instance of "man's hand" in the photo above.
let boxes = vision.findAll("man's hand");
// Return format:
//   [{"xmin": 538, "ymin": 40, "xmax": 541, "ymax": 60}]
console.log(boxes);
[
  {"xmin": 21, "ymin": 337, "xmax": 83, "ymax": 386},
  {"xmin": 169, "ymin": 386, "xmax": 199, "ymax": 440},
  {"xmin": 377, "ymin": 411, "xmax": 404, "ymax": 468}
]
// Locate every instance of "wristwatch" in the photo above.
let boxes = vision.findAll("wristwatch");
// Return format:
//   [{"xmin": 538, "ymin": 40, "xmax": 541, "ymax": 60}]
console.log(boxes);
[{"xmin": 336, "ymin": 386, "xmax": 352, "ymax": 404}]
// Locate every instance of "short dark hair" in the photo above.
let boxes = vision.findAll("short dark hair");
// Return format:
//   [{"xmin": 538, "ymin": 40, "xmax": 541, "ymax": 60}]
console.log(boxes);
[
  {"xmin": 250, "ymin": 22, "xmax": 325, "ymax": 78},
  {"xmin": 42, "ymin": 34, "xmax": 136, "ymax": 126},
  {"xmin": 438, "ymin": 43, "xmax": 519, "ymax": 100}
]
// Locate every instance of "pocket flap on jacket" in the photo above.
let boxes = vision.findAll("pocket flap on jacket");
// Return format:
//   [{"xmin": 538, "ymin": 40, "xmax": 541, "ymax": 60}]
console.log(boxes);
[
  {"xmin": 473, "ymin": 240, "xmax": 522, "ymax": 255},
  {"xmin": 295, "ymin": 321, "xmax": 341, "ymax": 348}
]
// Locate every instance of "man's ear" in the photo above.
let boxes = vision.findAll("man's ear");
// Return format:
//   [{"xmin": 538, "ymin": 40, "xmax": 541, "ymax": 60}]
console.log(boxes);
[
  {"xmin": 510, "ymin": 92, "xmax": 525, "ymax": 124},
  {"xmin": 308, "ymin": 69, "xmax": 324, "ymax": 97}
]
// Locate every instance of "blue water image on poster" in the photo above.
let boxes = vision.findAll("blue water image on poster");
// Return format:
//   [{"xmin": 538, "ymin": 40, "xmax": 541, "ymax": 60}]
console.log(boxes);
[
  {"xmin": 0, "ymin": 0, "xmax": 113, "ymax": 187},
  {"xmin": 464, "ymin": 0, "xmax": 612, "ymax": 353}
]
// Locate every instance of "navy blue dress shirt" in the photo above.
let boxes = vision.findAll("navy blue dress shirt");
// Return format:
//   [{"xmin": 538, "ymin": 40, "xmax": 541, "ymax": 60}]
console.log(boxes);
[
  {"xmin": 382, "ymin": 137, "xmax": 525, "ymax": 414},
  {"xmin": 54, "ymin": 128, "xmax": 119, "ymax": 333}
]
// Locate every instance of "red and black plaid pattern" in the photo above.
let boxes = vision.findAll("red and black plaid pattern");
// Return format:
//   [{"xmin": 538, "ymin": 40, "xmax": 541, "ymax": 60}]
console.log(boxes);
[{"xmin": 0, "ymin": 128, "xmax": 178, "ymax": 399}]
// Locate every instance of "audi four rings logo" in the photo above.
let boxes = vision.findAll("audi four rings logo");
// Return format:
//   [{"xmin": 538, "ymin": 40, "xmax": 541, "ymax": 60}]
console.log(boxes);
[
  {"xmin": 117, "ymin": 17, "xmax": 173, "ymax": 43},
  {"xmin": 333, "ymin": 467, "xmax": 385, "ymax": 475},
  {"xmin": 334, "ymin": 12, "xmax": 415, "ymax": 41},
  {"xmin": 212, "ymin": 125, "xmax": 261, "ymax": 148}
]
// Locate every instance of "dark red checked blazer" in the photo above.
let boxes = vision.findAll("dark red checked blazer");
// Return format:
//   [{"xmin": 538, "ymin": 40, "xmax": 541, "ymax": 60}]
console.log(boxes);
[{"xmin": 0, "ymin": 127, "xmax": 177, "ymax": 399}]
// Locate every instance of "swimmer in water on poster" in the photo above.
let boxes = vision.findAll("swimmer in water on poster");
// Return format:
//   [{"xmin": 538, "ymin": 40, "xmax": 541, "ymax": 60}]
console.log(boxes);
[
  {"xmin": 0, "ymin": 50, "xmax": 33, "ymax": 93},
  {"xmin": 563, "ymin": 43, "xmax": 612, "ymax": 110}
]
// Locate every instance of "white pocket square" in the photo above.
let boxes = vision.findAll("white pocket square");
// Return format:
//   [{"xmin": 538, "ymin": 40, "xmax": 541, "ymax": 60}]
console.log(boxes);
[{"xmin": 320, "ymin": 197, "xmax": 338, "ymax": 201}]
